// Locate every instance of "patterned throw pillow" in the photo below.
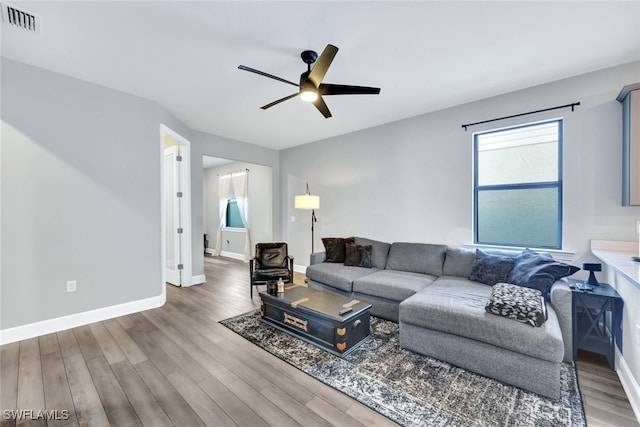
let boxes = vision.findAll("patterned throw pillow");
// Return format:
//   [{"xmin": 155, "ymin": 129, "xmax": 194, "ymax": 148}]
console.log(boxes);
[
  {"xmin": 468, "ymin": 249, "xmax": 515, "ymax": 286},
  {"xmin": 344, "ymin": 243, "xmax": 373, "ymax": 268},
  {"xmin": 485, "ymin": 283, "xmax": 548, "ymax": 327}
]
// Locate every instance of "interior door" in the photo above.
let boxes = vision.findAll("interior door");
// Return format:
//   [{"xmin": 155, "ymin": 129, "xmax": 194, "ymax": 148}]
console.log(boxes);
[{"xmin": 164, "ymin": 145, "xmax": 183, "ymax": 286}]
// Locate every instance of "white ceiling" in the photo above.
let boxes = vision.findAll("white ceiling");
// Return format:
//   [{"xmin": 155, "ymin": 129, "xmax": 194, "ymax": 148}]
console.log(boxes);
[
  {"xmin": 203, "ymin": 155, "xmax": 233, "ymax": 169},
  {"xmin": 2, "ymin": 1, "xmax": 639, "ymax": 150}
]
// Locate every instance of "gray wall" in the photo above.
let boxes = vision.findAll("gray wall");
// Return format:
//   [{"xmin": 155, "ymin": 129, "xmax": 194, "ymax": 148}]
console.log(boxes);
[
  {"xmin": 0, "ymin": 58, "xmax": 281, "ymax": 331},
  {"xmin": 1, "ymin": 58, "xmax": 167, "ymax": 329},
  {"xmin": 3, "ymin": 54, "xmax": 638, "ymax": 335},
  {"xmin": 203, "ymin": 161, "xmax": 273, "ymax": 256},
  {"xmin": 281, "ymin": 60, "xmax": 640, "ymax": 270},
  {"xmin": 190, "ymin": 130, "xmax": 280, "ymax": 275}
]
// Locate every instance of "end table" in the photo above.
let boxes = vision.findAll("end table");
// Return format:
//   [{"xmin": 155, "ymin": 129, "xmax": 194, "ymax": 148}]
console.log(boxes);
[{"xmin": 569, "ymin": 279, "xmax": 623, "ymax": 370}]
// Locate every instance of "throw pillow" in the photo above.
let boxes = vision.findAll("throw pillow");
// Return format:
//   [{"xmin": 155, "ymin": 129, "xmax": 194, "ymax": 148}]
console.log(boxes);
[
  {"xmin": 507, "ymin": 248, "xmax": 580, "ymax": 295},
  {"xmin": 344, "ymin": 243, "xmax": 373, "ymax": 268},
  {"xmin": 468, "ymin": 249, "xmax": 515, "ymax": 286},
  {"xmin": 322, "ymin": 237, "xmax": 355, "ymax": 263},
  {"xmin": 485, "ymin": 282, "xmax": 548, "ymax": 327}
]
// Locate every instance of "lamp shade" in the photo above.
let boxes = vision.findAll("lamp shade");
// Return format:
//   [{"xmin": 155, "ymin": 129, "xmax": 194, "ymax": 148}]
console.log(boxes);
[{"xmin": 295, "ymin": 194, "xmax": 319, "ymax": 210}]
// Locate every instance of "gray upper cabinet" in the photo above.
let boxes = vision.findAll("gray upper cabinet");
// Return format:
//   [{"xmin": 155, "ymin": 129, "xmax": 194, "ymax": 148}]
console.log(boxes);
[{"xmin": 617, "ymin": 83, "xmax": 640, "ymax": 206}]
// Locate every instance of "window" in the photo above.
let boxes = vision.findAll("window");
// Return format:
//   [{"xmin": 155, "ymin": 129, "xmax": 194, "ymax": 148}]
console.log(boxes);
[
  {"xmin": 225, "ymin": 199, "xmax": 244, "ymax": 228},
  {"xmin": 473, "ymin": 119, "xmax": 562, "ymax": 249}
]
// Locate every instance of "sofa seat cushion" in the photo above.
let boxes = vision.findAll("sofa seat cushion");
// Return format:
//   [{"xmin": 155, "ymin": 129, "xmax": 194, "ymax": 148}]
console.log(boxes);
[
  {"xmin": 399, "ymin": 277, "xmax": 564, "ymax": 363},
  {"xmin": 353, "ymin": 270, "xmax": 436, "ymax": 302},
  {"xmin": 305, "ymin": 263, "xmax": 379, "ymax": 293},
  {"xmin": 385, "ymin": 242, "xmax": 447, "ymax": 276}
]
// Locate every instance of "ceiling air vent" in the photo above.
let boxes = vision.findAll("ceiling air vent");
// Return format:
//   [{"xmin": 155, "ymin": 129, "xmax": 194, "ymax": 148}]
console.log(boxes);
[{"xmin": 1, "ymin": 2, "xmax": 40, "ymax": 33}]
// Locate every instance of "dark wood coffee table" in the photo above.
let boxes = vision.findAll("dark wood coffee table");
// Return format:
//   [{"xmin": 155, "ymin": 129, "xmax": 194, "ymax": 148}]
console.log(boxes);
[{"xmin": 259, "ymin": 285, "xmax": 372, "ymax": 357}]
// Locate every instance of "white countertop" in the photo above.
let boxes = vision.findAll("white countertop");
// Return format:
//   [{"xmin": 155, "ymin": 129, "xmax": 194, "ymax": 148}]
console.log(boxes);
[{"xmin": 591, "ymin": 240, "xmax": 640, "ymax": 287}]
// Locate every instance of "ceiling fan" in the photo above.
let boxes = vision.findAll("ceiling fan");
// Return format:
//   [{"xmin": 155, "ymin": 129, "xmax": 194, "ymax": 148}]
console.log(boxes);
[{"xmin": 238, "ymin": 44, "xmax": 381, "ymax": 118}]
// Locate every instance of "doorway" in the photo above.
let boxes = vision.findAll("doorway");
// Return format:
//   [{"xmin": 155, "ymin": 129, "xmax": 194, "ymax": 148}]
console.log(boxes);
[
  {"xmin": 202, "ymin": 156, "xmax": 273, "ymax": 260},
  {"xmin": 161, "ymin": 125, "xmax": 193, "ymax": 287}
]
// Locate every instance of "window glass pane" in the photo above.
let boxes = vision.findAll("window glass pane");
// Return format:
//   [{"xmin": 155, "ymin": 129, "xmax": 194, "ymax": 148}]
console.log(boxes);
[
  {"xmin": 226, "ymin": 200, "xmax": 244, "ymax": 228},
  {"xmin": 477, "ymin": 122, "xmax": 559, "ymax": 186},
  {"xmin": 477, "ymin": 187, "xmax": 559, "ymax": 248}
]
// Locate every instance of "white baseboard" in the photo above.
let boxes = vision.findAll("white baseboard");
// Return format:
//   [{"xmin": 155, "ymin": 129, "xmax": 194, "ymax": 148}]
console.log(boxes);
[
  {"xmin": 220, "ymin": 251, "xmax": 246, "ymax": 262},
  {"xmin": 192, "ymin": 274, "xmax": 206, "ymax": 285},
  {"xmin": 0, "ymin": 292, "xmax": 166, "ymax": 346},
  {"xmin": 294, "ymin": 264, "xmax": 307, "ymax": 274},
  {"xmin": 206, "ymin": 248, "xmax": 246, "ymax": 262},
  {"xmin": 617, "ymin": 350, "xmax": 640, "ymax": 423},
  {"xmin": 180, "ymin": 274, "xmax": 206, "ymax": 287}
]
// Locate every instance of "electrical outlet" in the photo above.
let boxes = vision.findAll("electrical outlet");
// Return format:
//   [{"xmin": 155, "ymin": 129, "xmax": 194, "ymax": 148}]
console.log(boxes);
[
  {"xmin": 66, "ymin": 280, "xmax": 77, "ymax": 293},
  {"xmin": 291, "ymin": 216, "xmax": 296, "ymax": 222}
]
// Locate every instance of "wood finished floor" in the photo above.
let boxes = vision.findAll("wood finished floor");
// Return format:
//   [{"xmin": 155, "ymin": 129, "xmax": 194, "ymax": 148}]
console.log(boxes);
[{"xmin": 0, "ymin": 255, "xmax": 637, "ymax": 427}]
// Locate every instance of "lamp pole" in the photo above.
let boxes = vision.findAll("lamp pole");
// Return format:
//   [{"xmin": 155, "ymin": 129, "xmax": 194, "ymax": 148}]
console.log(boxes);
[{"xmin": 311, "ymin": 208, "xmax": 317, "ymax": 253}]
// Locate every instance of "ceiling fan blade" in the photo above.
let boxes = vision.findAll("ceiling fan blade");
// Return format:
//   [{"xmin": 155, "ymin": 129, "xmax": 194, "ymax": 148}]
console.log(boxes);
[
  {"xmin": 308, "ymin": 44, "xmax": 339, "ymax": 87},
  {"xmin": 319, "ymin": 84, "xmax": 381, "ymax": 96},
  {"xmin": 260, "ymin": 93, "xmax": 299, "ymax": 110},
  {"xmin": 313, "ymin": 96, "xmax": 332, "ymax": 118},
  {"xmin": 238, "ymin": 65, "xmax": 299, "ymax": 87}
]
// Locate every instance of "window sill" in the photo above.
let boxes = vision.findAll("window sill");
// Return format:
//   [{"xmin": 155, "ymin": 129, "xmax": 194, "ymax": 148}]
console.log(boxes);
[
  {"xmin": 222, "ymin": 227, "xmax": 246, "ymax": 233},
  {"xmin": 464, "ymin": 243, "xmax": 576, "ymax": 262}
]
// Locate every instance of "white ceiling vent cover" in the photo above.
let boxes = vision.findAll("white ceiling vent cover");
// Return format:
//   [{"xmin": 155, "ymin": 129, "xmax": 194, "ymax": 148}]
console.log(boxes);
[{"xmin": 1, "ymin": 2, "xmax": 40, "ymax": 33}]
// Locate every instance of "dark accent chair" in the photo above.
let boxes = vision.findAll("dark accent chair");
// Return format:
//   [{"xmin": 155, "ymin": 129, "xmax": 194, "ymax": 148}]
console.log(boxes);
[{"xmin": 249, "ymin": 243, "xmax": 294, "ymax": 298}]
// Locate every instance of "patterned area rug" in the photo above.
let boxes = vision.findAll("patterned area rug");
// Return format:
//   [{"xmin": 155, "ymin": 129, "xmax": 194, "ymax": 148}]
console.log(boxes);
[{"xmin": 220, "ymin": 311, "xmax": 586, "ymax": 427}]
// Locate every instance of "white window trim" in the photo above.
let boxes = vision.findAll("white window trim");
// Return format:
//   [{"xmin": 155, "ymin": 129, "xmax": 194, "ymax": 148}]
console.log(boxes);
[{"xmin": 221, "ymin": 227, "xmax": 246, "ymax": 232}]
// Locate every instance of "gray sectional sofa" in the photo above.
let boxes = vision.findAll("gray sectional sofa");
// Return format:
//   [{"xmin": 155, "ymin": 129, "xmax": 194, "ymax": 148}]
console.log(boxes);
[{"xmin": 306, "ymin": 237, "xmax": 574, "ymax": 400}]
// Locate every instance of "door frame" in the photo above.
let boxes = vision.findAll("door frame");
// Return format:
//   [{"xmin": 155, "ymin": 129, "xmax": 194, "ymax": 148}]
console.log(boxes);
[{"xmin": 160, "ymin": 124, "xmax": 193, "ymax": 287}]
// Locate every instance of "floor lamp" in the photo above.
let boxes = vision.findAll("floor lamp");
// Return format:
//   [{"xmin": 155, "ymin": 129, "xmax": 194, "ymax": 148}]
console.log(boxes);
[{"xmin": 295, "ymin": 182, "xmax": 320, "ymax": 253}]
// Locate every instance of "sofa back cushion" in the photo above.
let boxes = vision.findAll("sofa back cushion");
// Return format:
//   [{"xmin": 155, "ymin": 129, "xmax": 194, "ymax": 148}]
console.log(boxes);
[
  {"xmin": 385, "ymin": 242, "xmax": 447, "ymax": 276},
  {"xmin": 353, "ymin": 237, "xmax": 391, "ymax": 269},
  {"xmin": 442, "ymin": 247, "xmax": 476, "ymax": 277}
]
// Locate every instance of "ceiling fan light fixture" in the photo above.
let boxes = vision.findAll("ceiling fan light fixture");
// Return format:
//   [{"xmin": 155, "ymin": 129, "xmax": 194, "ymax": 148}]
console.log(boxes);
[
  {"xmin": 300, "ymin": 89, "xmax": 318, "ymax": 103},
  {"xmin": 238, "ymin": 43, "xmax": 380, "ymax": 118}
]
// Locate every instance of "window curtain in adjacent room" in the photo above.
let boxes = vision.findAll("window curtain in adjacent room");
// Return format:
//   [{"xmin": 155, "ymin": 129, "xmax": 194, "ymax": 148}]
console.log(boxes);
[
  {"xmin": 231, "ymin": 172, "xmax": 252, "ymax": 262},
  {"xmin": 214, "ymin": 175, "xmax": 232, "ymax": 256},
  {"xmin": 214, "ymin": 170, "xmax": 251, "ymax": 262}
]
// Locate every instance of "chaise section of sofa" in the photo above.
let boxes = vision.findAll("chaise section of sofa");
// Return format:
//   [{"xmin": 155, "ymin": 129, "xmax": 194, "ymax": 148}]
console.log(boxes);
[
  {"xmin": 305, "ymin": 237, "xmax": 577, "ymax": 400},
  {"xmin": 399, "ymin": 278, "xmax": 566, "ymax": 399}
]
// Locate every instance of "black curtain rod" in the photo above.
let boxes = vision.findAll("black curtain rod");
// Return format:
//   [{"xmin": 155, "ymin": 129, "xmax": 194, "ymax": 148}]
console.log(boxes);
[
  {"xmin": 217, "ymin": 168, "xmax": 249, "ymax": 177},
  {"xmin": 461, "ymin": 102, "xmax": 580, "ymax": 131}
]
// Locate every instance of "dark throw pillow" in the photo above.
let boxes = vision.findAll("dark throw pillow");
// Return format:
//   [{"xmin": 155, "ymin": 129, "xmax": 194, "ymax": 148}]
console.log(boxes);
[
  {"xmin": 344, "ymin": 243, "xmax": 373, "ymax": 268},
  {"xmin": 322, "ymin": 237, "xmax": 354, "ymax": 263},
  {"xmin": 486, "ymin": 282, "xmax": 548, "ymax": 327},
  {"xmin": 507, "ymin": 248, "xmax": 580, "ymax": 295},
  {"xmin": 468, "ymin": 249, "xmax": 515, "ymax": 286}
]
